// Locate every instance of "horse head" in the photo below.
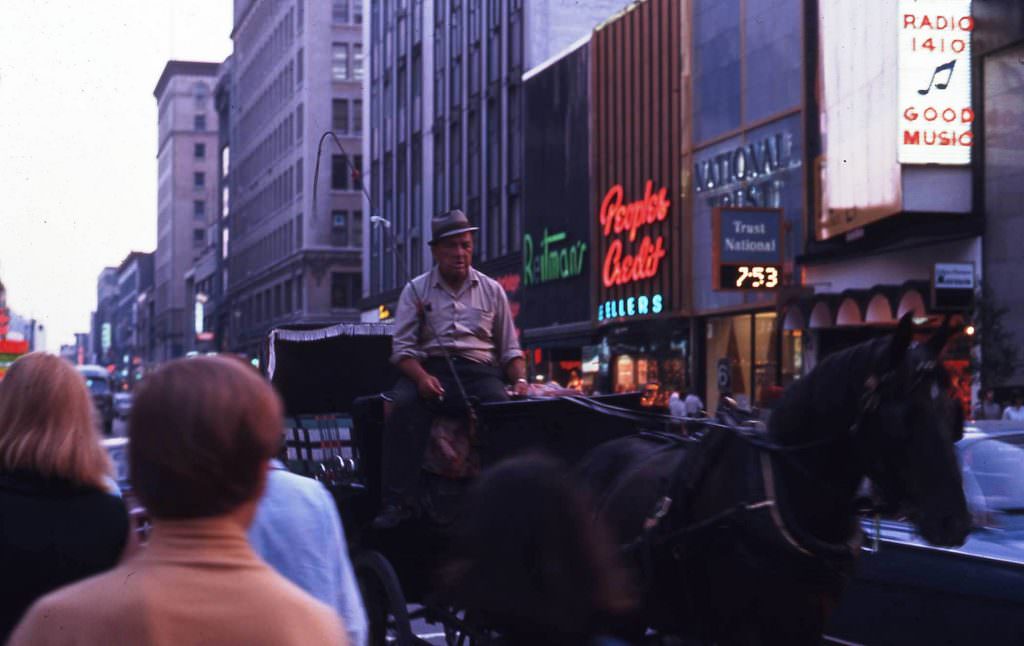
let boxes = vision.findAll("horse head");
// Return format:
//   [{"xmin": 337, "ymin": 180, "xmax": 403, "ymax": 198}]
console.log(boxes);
[{"xmin": 856, "ymin": 313, "xmax": 969, "ymax": 547}]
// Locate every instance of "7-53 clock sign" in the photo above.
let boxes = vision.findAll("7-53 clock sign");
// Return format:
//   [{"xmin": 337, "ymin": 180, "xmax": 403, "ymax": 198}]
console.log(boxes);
[{"xmin": 712, "ymin": 207, "xmax": 784, "ymax": 291}]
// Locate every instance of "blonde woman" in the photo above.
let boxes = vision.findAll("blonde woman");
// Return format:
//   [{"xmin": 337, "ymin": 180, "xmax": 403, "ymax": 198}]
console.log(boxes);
[{"xmin": 0, "ymin": 353, "xmax": 128, "ymax": 642}]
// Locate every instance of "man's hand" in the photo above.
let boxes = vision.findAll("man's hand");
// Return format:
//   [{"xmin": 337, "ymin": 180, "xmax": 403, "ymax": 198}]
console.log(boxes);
[
  {"xmin": 416, "ymin": 374, "xmax": 446, "ymax": 400},
  {"xmin": 512, "ymin": 378, "xmax": 529, "ymax": 398}
]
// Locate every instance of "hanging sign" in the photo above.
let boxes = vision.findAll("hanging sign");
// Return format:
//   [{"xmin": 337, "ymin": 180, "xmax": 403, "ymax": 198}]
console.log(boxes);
[
  {"xmin": 898, "ymin": 0, "xmax": 974, "ymax": 164},
  {"xmin": 712, "ymin": 207, "xmax": 784, "ymax": 291}
]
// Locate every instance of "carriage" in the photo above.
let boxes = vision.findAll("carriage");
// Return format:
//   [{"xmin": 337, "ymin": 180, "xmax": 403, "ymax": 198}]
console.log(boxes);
[
  {"xmin": 267, "ymin": 314, "xmax": 973, "ymax": 645},
  {"xmin": 265, "ymin": 322, "xmax": 684, "ymax": 645}
]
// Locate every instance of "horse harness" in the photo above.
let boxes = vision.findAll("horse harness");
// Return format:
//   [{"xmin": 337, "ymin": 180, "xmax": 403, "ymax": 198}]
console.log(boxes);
[{"xmin": 618, "ymin": 370, "xmax": 925, "ymax": 582}]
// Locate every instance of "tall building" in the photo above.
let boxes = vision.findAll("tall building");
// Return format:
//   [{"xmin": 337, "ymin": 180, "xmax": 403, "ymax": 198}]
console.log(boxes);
[
  {"xmin": 153, "ymin": 61, "xmax": 221, "ymax": 362},
  {"xmin": 225, "ymin": 0, "xmax": 365, "ymax": 358},
  {"xmin": 91, "ymin": 267, "xmax": 119, "ymax": 366},
  {"xmin": 362, "ymin": 0, "xmax": 626, "ymax": 309},
  {"xmin": 114, "ymin": 251, "xmax": 154, "ymax": 383}
]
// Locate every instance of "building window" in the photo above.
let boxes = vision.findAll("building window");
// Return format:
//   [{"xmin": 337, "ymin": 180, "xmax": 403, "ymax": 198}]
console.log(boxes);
[
  {"xmin": 450, "ymin": 123, "xmax": 462, "ymax": 207},
  {"xmin": 333, "ymin": 0, "xmax": 349, "ymax": 23},
  {"xmin": 333, "ymin": 210, "xmax": 349, "ymax": 245},
  {"xmin": 193, "ymin": 82, "xmax": 208, "ymax": 108},
  {"xmin": 354, "ymin": 0, "xmax": 363, "ymax": 24},
  {"xmin": 296, "ymin": 103, "xmax": 304, "ymax": 139},
  {"xmin": 451, "ymin": 57, "xmax": 462, "ymax": 107},
  {"xmin": 331, "ymin": 272, "xmax": 360, "ymax": 308},
  {"xmin": 434, "ymin": 130, "xmax": 445, "ymax": 212},
  {"xmin": 333, "ymin": 99, "xmax": 349, "ymax": 133},
  {"xmin": 194, "ymin": 114, "xmax": 207, "ymax": 131},
  {"xmin": 332, "ymin": 155, "xmax": 350, "ymax": 190},
  {"xmin": 194, "ymin": 142, "xmax": 206, "ymax": 159},
  {"xmin": 296, "ymin": 48, "xmax": 304, "ymax": 84},
  {"xmin": 353, "ymin": 44, "xmax": 364, "ymax": 81},
  {"xmin": 193, "ymin": 172, "xmax": 205, "ymax": 188},
  {"xmin": 332, "ymin": 43, "xmax": 349, "ymax": 81},
  {"xmin": 193, "ymin": 200, "xmax": 206, "ymax": 220},
  {"xmin": 353, "ymin": 99, "xmax": 363, "ymax": 133},
  {"xmin": 352, "ymin": 210, "xmax": 363, "ymax": 248},
  {"xmin": 193, "ymin": 228, "xmax": 205, "ymax": 247}
]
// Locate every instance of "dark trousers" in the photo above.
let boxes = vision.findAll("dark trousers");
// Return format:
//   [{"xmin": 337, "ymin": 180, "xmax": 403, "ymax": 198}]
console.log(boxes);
[{"xmin": 381, "ymin": 357, "xmax": 508, "ymax": 504}]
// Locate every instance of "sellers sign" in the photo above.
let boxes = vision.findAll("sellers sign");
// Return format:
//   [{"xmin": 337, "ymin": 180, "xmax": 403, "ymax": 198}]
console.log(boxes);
[
  {"xmin": 898, "ymin": 0, "xmax": 973, "ymax": 164},
  {"xmin": 713, "ymin": 208, "xmax": 783, "ymax": 291}
]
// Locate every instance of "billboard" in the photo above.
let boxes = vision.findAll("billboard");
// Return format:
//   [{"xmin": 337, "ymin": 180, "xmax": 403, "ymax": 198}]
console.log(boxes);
[
  {"xmin": 520, "ymin": 42, "xmax": 592, "ymax": 332},
  {"xmin": 591, "ymin": 0, "xmax": 684, "ymax": 324},
  {"xmin": 898, "ymin": 0, "xmax": 974, "ymax": 164}
]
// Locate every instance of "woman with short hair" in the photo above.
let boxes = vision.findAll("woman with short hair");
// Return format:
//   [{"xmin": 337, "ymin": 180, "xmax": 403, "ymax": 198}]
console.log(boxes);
[{"xmin": 0, "ymin": 353, "xmax": 128, "ymax": 641}]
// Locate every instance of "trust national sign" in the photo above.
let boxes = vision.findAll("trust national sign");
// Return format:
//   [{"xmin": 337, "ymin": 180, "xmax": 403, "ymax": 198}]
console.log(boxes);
[{"xmin": 898, "ymin": 0, "xmax": 973, "ymax": 164}]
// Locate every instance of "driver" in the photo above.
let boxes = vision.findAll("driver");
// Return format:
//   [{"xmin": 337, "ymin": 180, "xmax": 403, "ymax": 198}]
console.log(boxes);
[{"xmin": 373, "ymin": 210, "xmax": 527, "ymax": 529}]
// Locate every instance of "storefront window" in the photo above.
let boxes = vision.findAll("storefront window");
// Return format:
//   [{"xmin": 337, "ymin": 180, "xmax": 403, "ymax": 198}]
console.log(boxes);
[
  {"xmin": 615, "ymin": 355, "xmax": 636, "ymax": 392},
  {"xmin": 602, "ymin": 332, "xmax": 690, "ymax": 405},
  {"xmin": 706, "ymin": 314, "xmax": 753, "ymax": 410},
  {"xmin": 754, "ymin": 312, "xmax": 780, "ymax": 407},
  {"xmin": 706, "ymin": 311, "xmax": 783, "ymax": 413},
  {"xmin": 782, "ymin": 329, "xmax": 803, "ymax": 387}
]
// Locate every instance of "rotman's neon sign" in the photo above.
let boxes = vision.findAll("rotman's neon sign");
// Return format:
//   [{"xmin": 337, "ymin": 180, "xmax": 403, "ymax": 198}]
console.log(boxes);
[{"xmin": 599, "ymin": 180, "xmax": 669, "ymax": 288}]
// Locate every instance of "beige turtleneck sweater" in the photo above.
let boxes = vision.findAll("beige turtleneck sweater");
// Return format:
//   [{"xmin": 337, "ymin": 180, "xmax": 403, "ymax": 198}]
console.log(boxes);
[{"xmin": 8, "ymin": 516, "xmax": 348, "ymax": 646}]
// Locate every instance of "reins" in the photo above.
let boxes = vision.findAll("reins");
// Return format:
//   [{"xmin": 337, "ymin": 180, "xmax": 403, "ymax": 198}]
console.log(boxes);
[{"xmin": 620, "ymin": 369, "xmax": 906, "ymax": 567}]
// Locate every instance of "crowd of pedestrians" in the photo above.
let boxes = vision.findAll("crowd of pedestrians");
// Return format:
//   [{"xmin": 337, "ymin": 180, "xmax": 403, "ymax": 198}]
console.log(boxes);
[
  {"xmin": 0, "ymin": 351, "xmax": 634, "ymax": 646},
  {"xmin": 973, "ymin": 388, "xmax": 1024, "ymax": 421},
  {"xmin": 0, "ymin": 354, "xmax": 364, "ymax": 646}
]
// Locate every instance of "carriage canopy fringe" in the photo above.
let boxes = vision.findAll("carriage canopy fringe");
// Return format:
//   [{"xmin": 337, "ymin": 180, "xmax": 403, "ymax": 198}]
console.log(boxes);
[{"xmin": 267, "ymin": 323, "xmax": 394, "ymax": 380}]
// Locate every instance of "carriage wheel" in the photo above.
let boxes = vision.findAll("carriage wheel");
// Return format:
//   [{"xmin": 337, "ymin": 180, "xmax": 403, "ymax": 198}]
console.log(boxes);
[{"xmin": 354, "ymin": 550, "xmax": 415, "ymax": 646}]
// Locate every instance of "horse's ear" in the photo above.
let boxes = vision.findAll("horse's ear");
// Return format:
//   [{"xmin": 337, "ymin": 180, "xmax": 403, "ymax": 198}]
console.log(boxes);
[
  {"xmin": 889, "ymin": 312, "xmax": 915, "ymax": 365},
  {"xmin": 926, "ymin": 315, "xmax": 953, "ymax": 356}
]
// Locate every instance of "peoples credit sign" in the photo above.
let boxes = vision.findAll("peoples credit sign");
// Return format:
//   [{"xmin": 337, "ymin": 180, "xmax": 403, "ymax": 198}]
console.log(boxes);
[{"xmin": 898, "ymin": 0, "xmax": 973, "ymax": 165}]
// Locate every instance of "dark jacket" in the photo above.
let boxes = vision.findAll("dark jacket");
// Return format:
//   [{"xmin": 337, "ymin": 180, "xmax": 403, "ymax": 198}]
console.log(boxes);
[{"xmin": 0, "ymin": 470, "xmax": 128, "ymax": 641}]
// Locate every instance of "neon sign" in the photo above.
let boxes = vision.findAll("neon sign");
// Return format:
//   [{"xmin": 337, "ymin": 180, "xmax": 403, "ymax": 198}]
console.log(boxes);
[
  {"xmin": 522, "ymin": 229, "xmax": 587, "ymax": 286},
  {"xmin": 599, "ymin": 181, "xmax": 669, "ymax": 288},
  {"xmin": 597, "ymin": 293, "xmax": 664, "ymax": 322}
]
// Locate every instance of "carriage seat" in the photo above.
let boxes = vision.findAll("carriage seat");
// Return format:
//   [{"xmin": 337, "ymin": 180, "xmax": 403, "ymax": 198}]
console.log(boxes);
[{"xmin": 381, "ymin": 397, "xmax": 480, "ymax": 480}]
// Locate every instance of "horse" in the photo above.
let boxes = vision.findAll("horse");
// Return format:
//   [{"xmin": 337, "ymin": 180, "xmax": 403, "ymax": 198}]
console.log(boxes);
[{"xmin": 577, "ymin": 314, "xmax": 970, "ymax": 644}]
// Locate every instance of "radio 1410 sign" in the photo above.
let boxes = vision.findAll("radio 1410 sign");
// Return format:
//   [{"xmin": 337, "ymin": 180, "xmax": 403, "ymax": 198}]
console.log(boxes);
[{"xmin": 712, "ymin": 207, "xmax": 784, "ymax": 291}]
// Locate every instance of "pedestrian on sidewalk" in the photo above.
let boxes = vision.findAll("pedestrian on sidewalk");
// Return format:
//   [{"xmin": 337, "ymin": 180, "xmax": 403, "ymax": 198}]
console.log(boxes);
[
  {"xmin": 250, "ymin": 457, "xmax": 368, "ymax": 646},
  {"xmin": 8, "ymin": 356, "xmax": 346, "ymax": 646},
  {"xmin": 973, "ymin": 388, "xmax": 1002, "ymax": 420},
  {"xmin": 0, "ymin": 353, "xmax": 128, "ymax": 643},
  {"xmin": 1002, "ymin": 391, "xmax": 1024, "ymax": 421}
]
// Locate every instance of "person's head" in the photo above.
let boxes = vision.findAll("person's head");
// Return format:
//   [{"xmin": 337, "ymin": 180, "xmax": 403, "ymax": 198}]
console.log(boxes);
[
  {"xmin": 441, "ymin": 454, "xmax": 634, "ymax": 641},
  {"xmin": 429, "ymin": 210, "xmax": 478, "ymax": 285},
  {"xmin": 983, "ymin": 388, "xmax": 995, "ymax": 401},
  {"xmin": 669, "ymin": 391, "xmax": 680, "ymax": 402},
  {"xmin": 128, "ymin": 356, "xmax": 283, "ymax": 521},
  {"xmin": 0, "ymin": 353, "xmax": 112, "ymax": 489},
  {"xmin": 1014, "ymin": 391, "xmax": 1024, "ymax": 408}
]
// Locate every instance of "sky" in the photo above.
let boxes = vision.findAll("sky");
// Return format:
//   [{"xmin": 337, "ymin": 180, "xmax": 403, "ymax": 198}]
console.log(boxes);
[{"xmin": 0, "ymin": 1, "xmax": 232, "ymax": 351}]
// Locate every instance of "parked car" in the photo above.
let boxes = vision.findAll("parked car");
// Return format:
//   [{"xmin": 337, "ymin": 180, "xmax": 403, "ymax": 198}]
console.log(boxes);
[
  {"xmin": 76, "ymin": 364, "xmax": 114, "ymax": 435},
  {"xmin": 113, "ymin": 392, "xmax": 133, "ymax": 420},
  {"xmin": 825, "ymin": 422, "xmax": 1024, "ymax": 645}
]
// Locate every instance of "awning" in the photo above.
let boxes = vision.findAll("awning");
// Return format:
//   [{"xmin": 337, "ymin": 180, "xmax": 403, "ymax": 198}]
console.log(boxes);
[
  {"xmin": 779, "ymin": 280, "xmax": 943, "ymax": 329},
  {"xmin": 520, "ymin": 320, "xmax": 595, "ymax": 349}
]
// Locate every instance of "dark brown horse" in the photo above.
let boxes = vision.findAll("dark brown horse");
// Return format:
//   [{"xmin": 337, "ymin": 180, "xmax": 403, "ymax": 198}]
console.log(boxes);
[{"xmin": 577, "ymin": 315, "xmax": 969, "ymax": 644}]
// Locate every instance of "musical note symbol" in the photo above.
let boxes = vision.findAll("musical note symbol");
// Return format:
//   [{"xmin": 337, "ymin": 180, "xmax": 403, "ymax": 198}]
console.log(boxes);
[{"xmin": 918, "ymin": 59, "xmax": 957, "ymax": 96}]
